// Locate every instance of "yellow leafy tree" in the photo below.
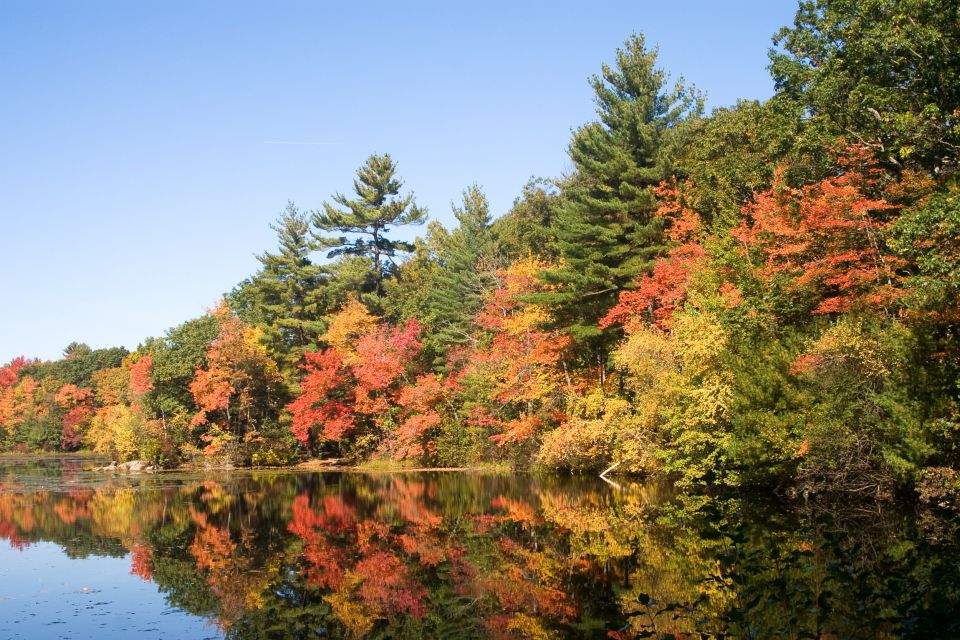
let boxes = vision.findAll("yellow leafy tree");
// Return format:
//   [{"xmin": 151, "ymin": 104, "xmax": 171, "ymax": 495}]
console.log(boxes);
[{"xmin": 321, "ymin": 298, "xmax": 378, "ymax": 364}]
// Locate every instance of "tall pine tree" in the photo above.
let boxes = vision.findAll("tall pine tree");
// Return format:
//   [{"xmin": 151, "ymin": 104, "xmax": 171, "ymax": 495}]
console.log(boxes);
[
  {"xmin": 539, "ymin": 34, "xmax": 703, "ymax": 352},
  {"xmin": 426, "ymin": 185, "xmax": 496, "ymax": 355},
  {"xmin": 238, "ymin": 203, "xmax": 327, "ymax": 365},
  {"xmin": 312, "ymin": 154, "xmax": 427, "ymax": 293}
]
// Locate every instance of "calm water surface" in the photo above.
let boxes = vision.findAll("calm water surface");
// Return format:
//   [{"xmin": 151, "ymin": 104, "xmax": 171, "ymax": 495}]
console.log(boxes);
[{"xmin": 0, "ymin": 456, "xmax": 957, "ymax": 639}]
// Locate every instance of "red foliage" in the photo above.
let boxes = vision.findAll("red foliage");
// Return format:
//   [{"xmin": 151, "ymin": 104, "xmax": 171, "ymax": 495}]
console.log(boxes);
[
  {"xmin": 130, "ymin": 543, "xmax": 154, "ymax": 581},
  {"xmin": 189, "ymin": 304, "xmax": 280, "ymax": 437},
  {"xmin": 732, "ymin": 150, "xmax": 901, "ymax": 314},
  {"xmin": 480, "ymin": 264, "xmax": 569, "ymax": 398},
  {"xmin": 189, "ymin": 366, "xmax": 233, "ymax": 428},
  {"xmin": 287, "ymin": 349, "xmax": 356, "ymax": 445},
  {"xmin": 602, "ymin": 181, "xmax": 708, "ymax": 331},
  {"xmin": 0, "ymin": 357, "xmax": 29, "ymax": 390},
  {"xmin": 385, "ymin": 374, "xmax": 447, "ymax": 460},
  {"xmin": 354, "ymin": 551, "xmax": 427, "ymax": 619},
  {"xmin": 353, "ymin": 320, "xmax": 423, "ymax": 397},
  {"xmin": 128, "ymin": 355, "xmax": 154, "ymax": 397},
  {"xmin": 0, "ymin": 519, "xmax": 26, "ymax": 551},
  {"xmin": 489, "ymin": 414, "xmax": 541, "ymax": 447},
  {"xmin": 289, "ymin": 319, "xmax": 424, "ymax": 448},
  {"xmin": 287, "ymin": 494, "xmax": 358, "ymax": 589},
  {"xmin": 55, "ymin": 384, "xmax": 94, "ymax": 449},
  {"xmin": 393, "ymin": 413, "xmax": 442, "ymax": 460}
]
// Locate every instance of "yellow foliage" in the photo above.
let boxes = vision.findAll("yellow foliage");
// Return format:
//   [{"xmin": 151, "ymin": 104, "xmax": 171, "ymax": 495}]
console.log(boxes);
[
  {"xmin": 805, "ymin": 317, "xmax": 895, "ymax": 381},
  {"xmin": 322, "ymin": 298, "xmax": 378, "ymax": 362},
  {"xmin": 538, "ymin": 416, "xmax": 614, "ymax": 472},
  {"xmin": 672, "ymin": 312, "xmax": 731, "ymax": 382},
  {"xmin": 85, "ymin": 404, "xmax": 142, "ymax": 461},
  {"xmin": 90, "ymin": 488, "xmax": 138, "ymax": 541},
  {"xmin": 507, "ymin": 612, "xmax": 560, "ymax": 640},
  {"xmin": 92, "ymin": 366, "xmax": 129, "ymax": 406},
  {"xmin": 502, "ymin": 304, "xmax": 552, "ymax": 336},
  {"xmin": 325, "ymin": 586, "xmax": 375, "ymax": 639},
  {"xmin": 614, "ymin": 327, "xmax": 678, "ymax": 394}
]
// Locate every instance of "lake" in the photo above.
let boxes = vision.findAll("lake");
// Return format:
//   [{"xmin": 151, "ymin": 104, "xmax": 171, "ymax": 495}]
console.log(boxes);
[{"xmin": 0, "ymin": 456, "xmax": 957, "ymax": 639}]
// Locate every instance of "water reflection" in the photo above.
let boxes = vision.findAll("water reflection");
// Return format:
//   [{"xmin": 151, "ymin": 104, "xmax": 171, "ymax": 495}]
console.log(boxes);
[{"xmin": 0, "ymin": 457, "xmax": 957, "ymax": 639}]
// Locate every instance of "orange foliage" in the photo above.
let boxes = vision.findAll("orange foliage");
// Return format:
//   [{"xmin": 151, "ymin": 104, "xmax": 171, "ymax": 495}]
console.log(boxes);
[
  {"xmin": 353, "ymin": 551, "xmax": 427, "ymax": 619},
  {"xmin": 130, "ymin": 542, "xmax": 154, "ymax": 581},
  {"xmin": 0, "ymin": 357, "xmax": 29, "ymax": 390},
  {"xmin": 732, "ymin": 149, "xmax": 902, "ymax": 314},
  {"xmin": 55, "ymin": 384, "xmax": 94, "ymax": 449},
  {"xmin": 352, "ymin": 319, "xmax": 423, "ymax": 414},
  {"xmin": 128, "ymin": 355, "xmax": 154, "ymax": 398},
  {"xmin": 189, "ymin": 304, "xmax": 281, "ymax": 451},
  {"xmin": 602, "ymin": 181, "xmax": 709, "ymax": 331},
  {"xmin": 287, "ymin": 494, "xmax": 354, "ymax": 589},
  {"xmin": 386, "ymin": 374, "xmax": 447, "ymax": 460},
  {"xmin": 288, "ymin": 309, "xmax": 424, "ymax": 449},
  {"xmin": 467, "ymin": 257, "xmax": 571, "ymax": 447},
  {"xmin": 288, "ymin": 349, "xmax": 356, "ymax": 445}
]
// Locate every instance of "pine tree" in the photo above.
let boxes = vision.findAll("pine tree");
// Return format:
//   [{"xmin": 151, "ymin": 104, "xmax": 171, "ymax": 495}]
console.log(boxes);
[
  {"xmin": 425, "ymin": 185, "xmax": 497, "ymax": 355},
  {"xmin": 312, "ymin": 154, "xmax": 427, "ymax": 292},
  {"xmin": 538, "ymin": 34, "xmax": 703, "ymax": 350},
  {"xmin": 241, "ymin": 203, "xmax": 327, "ymax": 363}
]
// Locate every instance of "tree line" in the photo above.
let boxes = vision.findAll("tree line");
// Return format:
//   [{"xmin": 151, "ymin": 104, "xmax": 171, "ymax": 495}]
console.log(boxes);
[{"xmin": 2, "ymin": 0, "xmax": 959, "ymax": 498}]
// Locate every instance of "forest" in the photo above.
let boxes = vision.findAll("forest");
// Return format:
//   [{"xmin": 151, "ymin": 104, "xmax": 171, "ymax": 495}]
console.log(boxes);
[{"xmin": 3, "ymin": 0, "xmax": 959, "ymax": 501}]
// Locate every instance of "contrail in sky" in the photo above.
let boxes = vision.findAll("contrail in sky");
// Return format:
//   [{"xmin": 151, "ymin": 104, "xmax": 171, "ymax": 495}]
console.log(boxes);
[{"xmin": 263, "ymin": 140, "xmax": 336, "ymax": 145}]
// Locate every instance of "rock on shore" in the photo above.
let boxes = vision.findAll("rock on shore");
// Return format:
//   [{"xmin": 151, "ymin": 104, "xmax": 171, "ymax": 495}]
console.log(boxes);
[{"xmin": 93, "ymin": 460, "xmax": 158, "ymax": 473}]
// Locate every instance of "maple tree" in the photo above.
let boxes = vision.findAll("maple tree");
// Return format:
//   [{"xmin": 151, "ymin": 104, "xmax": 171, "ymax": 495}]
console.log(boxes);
[
  {"xmin": 732, "ymin": 150, "xmax": 901, "ymax": 316},
  {"xmin": 189, "ymin": 303, "xmax": 282, "ymax": 455},
  {"xmin": 288, "ymin": 349, "xmax": 356, "ymax": 446},
  {"xmin": 454, "ymin": 257, "xmax": 572, "ymax": 454},
  {"xmin": 287, "ymin": 302, "xmax": 424, "ymax": 452},
  {"xmin": 128, "ymin": 355, "xmax": 154, "ymax": 399},
  {"xmin": 54, "ymin": 384, "xmax": 94, "ymax": 449},
  {"xmin": 3, "ymin": 10, "xmax": 959, "ymax": 502},
  {"xmin": 387, "ymin": 373, "xmax": 446, "ymax": 460},
  {"xmin": 0, "ymin": 357, "xmax": 29, "ymax": 390}
]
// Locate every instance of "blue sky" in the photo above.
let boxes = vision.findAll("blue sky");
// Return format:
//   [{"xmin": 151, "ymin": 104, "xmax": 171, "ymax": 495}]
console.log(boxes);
[{"xmin": 0, "ymin": 1, "xmax": 797, "ymax": 363}]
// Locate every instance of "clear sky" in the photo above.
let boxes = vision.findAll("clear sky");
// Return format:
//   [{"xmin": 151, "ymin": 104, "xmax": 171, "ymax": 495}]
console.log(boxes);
[{"xmin": 0, "ymin": 1, "xmax": 797, "ymax": 364}]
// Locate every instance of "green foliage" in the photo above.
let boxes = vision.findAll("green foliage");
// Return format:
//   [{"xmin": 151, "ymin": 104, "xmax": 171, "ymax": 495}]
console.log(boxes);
[
  {"xmin": 725, "ymin": 331, "xmax": 810, "ymax": 485},
  {"xmin": 29, "ymin": 343, "xmax": 128, "ymax": 388},
  {"xmin": 423, "ymin": 186, "xmax": 497, "ymax": 358},
  {"xmin": 770, "ymin": 0, "xmax": 960, "ymax": 172},
  {"xmin": 233, "ymin": 202, "xmax": 328, "ymax": 368},
  {"xmin": 538, "ymin": 33, "xmax": 703, "ymax": 348},
  {"xmin": 312, "ymin": 153, "xmax": 427, "ymax": 291},
  {"xmin": 5, "ymin": 8, "xmax": 960, "ymax": 501},
  {"xmin": 677, "ymin": 99, "xmax": 814, "ymax": 227},
  {"xmin": 490, "ymin": 178, "xmax": 561, "ymax": 260},
  {"xmin": 790, "ymin": 318, "xmax": 933, "ymax": 494},
  {"xmin": 889, "ymin": 179, "xmax": 960, "ymax": 313},
  {"xmin": 146, "ymin": 314, "xmax": 220, "ymax": 418}
]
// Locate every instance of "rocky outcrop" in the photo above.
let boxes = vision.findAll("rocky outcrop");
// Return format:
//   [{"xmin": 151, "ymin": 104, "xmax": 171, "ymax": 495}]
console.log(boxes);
[{"xmin": 93, "ymin": 460, "xmax": 159, "ymax": 473}]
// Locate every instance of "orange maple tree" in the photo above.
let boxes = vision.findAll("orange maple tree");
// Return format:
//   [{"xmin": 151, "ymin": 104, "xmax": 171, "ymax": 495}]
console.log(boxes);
[{"xmin": 732, "ymin": 149, "xmax": 901, "ymax": 315}]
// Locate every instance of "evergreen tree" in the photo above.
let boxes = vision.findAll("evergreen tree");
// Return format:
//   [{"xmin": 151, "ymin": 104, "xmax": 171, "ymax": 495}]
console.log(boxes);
[
  {"xmin": 426, "ymin": 185, "xmax": 497, "ymax": 355},
  {"xmin": 241, "ymin": 203, "xmax": 327, "ymax": 363},
  {"xmin": 312, "ymin": 154, "xmax": 427, "ymax": 292},
  {"xmin": 538, "ymin": 34, "xmax": 703, "ymax": 349}
]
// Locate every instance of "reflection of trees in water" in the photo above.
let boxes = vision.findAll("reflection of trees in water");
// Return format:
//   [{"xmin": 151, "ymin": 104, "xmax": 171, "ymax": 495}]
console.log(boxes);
[{"xmin": 0, "ymin": 462, "xmax": 957, "ymax": 639}]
